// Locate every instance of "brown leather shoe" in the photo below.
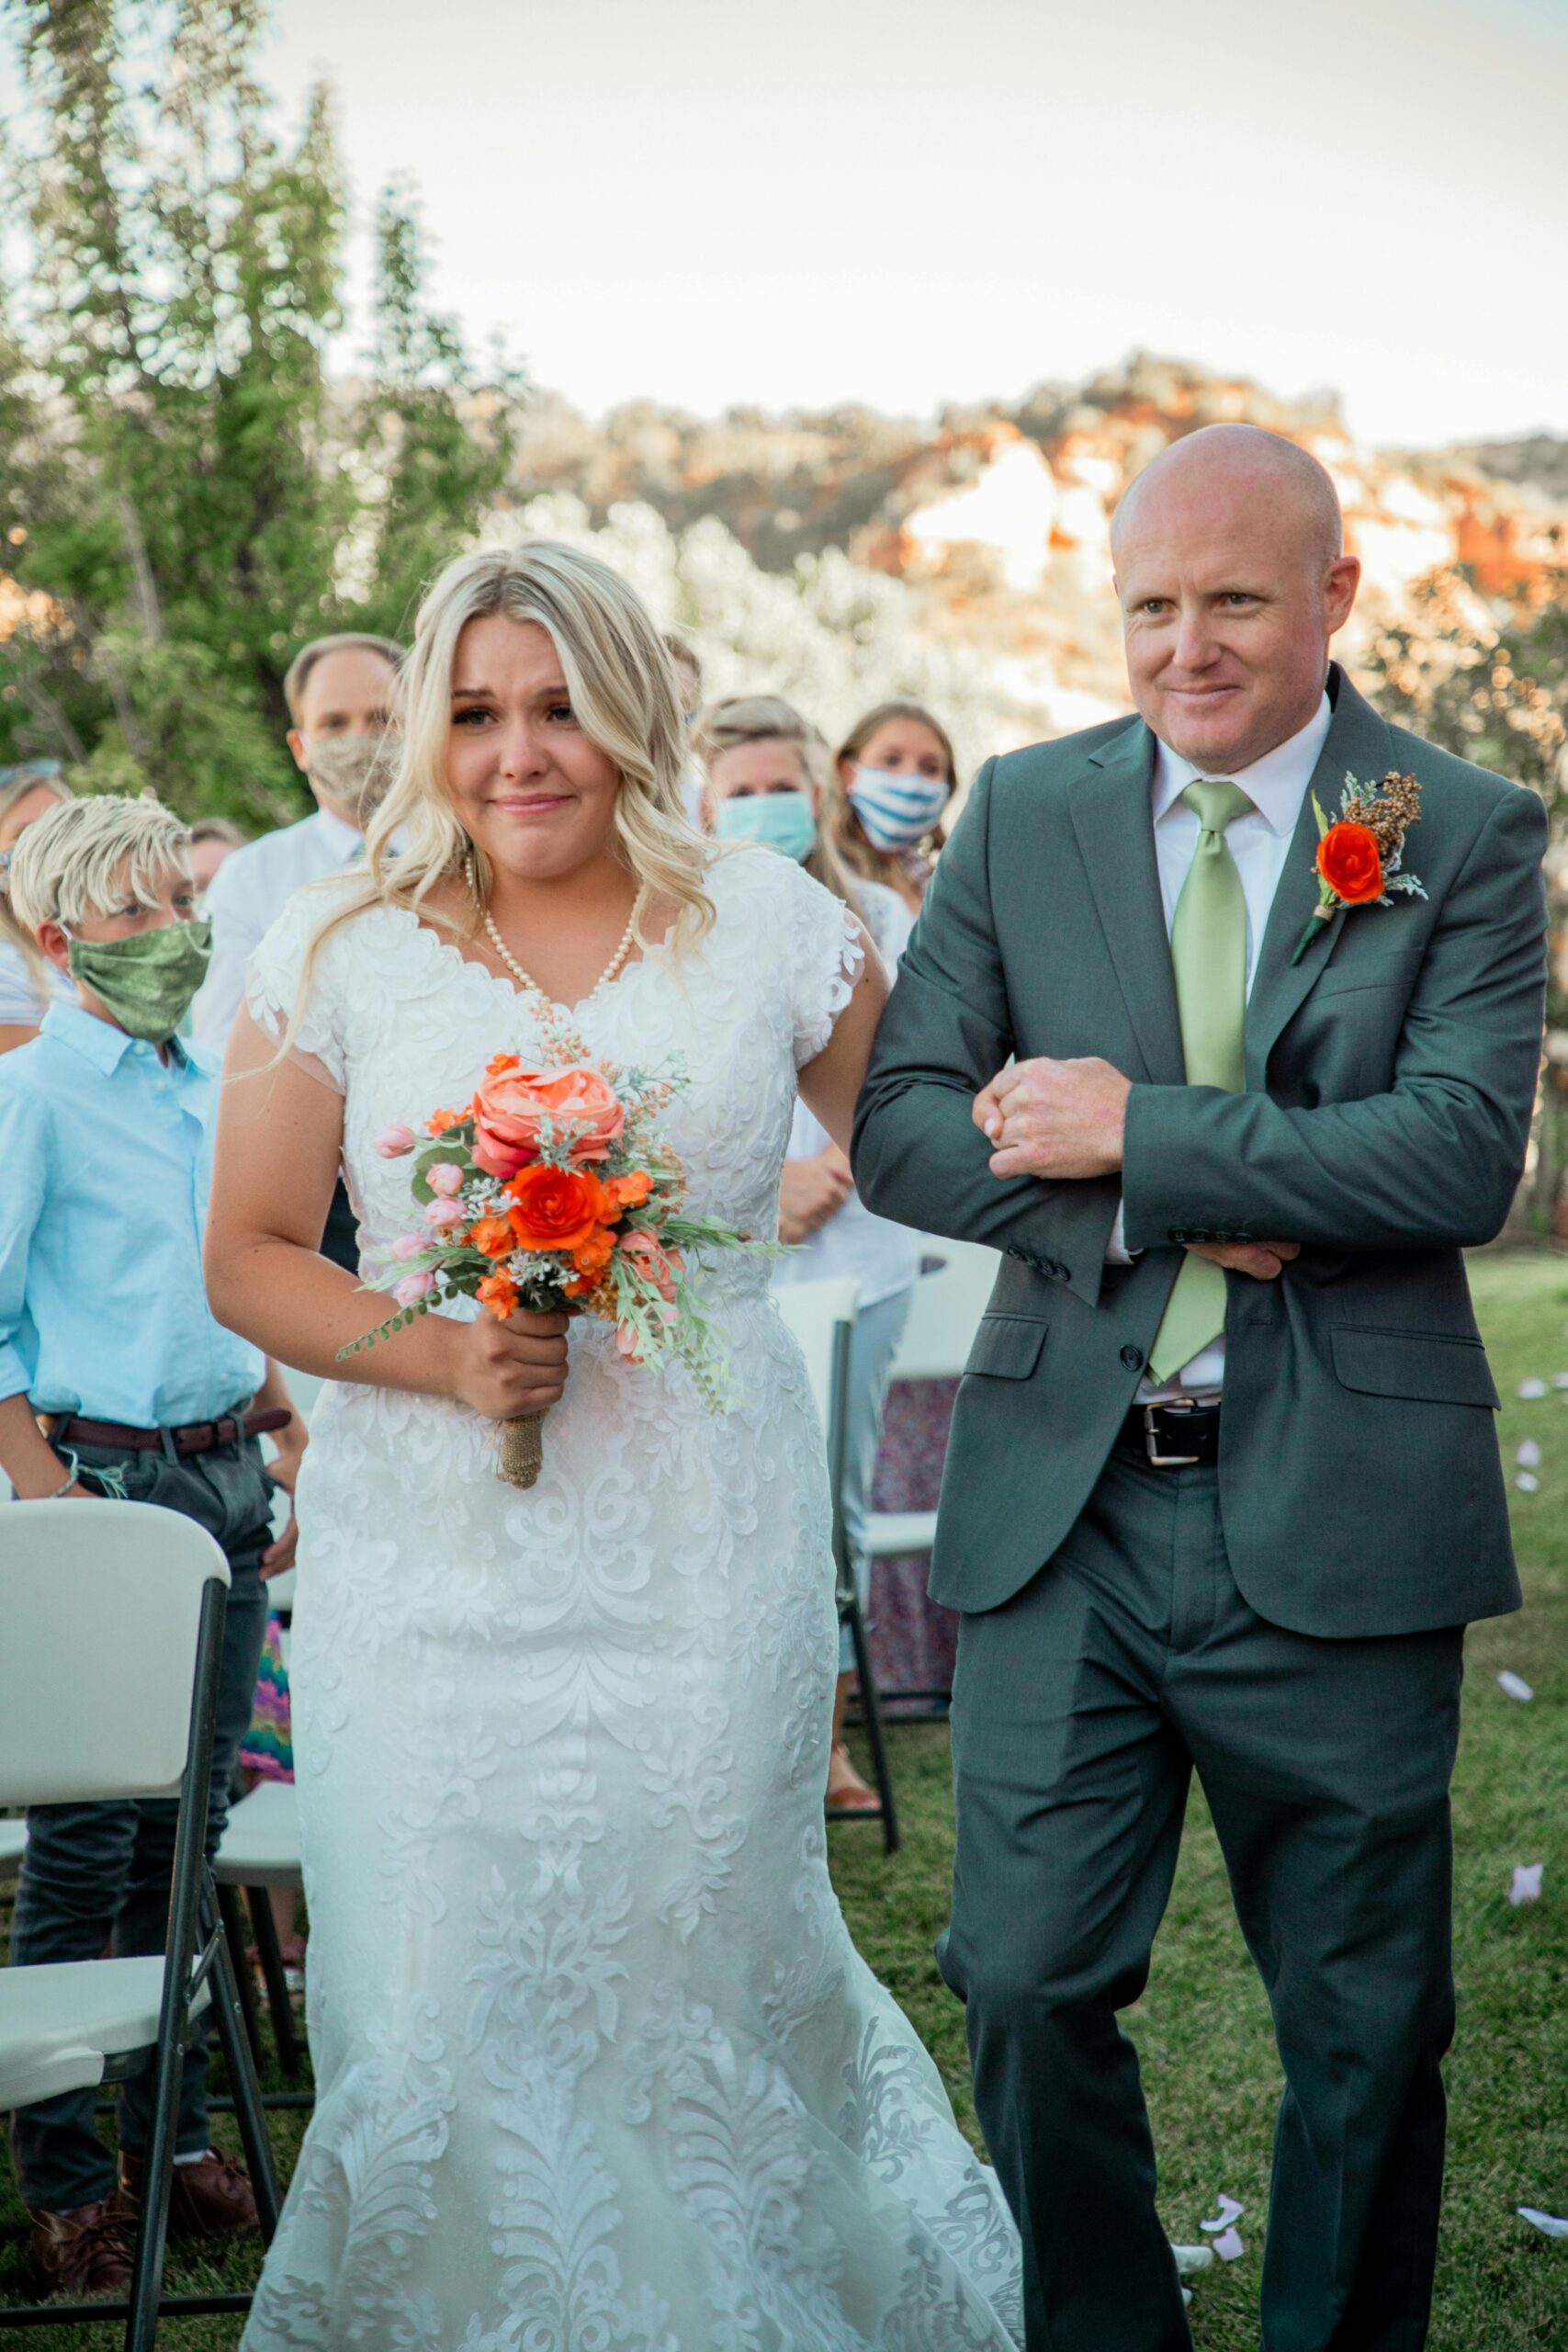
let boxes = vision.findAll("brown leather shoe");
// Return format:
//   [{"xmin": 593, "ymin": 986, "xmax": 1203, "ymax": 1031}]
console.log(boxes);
[
  {"xmin": 28, "ymin": 2199, "xmax": 137, "ymax": 2299},
  {"xmin": 118, "ymin": 2145, "xmax": 258, "ymax": 2240}
]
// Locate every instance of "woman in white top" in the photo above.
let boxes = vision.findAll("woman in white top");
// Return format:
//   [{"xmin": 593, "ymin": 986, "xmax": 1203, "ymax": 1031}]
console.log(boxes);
[
  {"xmin": 0, "ymin": 763, "xmax": 75, "ymax": 1053},
  {"xmin": 701, "ymin": 695, "xmax": 921, "ymax": 1814}
]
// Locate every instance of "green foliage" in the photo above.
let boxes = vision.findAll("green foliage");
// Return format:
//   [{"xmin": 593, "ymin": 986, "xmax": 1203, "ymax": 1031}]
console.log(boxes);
[{"xmin": 0, "ymin": 0, "xmax": 524, "ymax": 823}]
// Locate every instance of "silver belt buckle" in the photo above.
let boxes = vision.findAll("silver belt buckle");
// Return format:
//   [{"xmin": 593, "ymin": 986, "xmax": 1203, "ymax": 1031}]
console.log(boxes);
[{"xmin": 1144, "ymin": 1396, "xmax": 1205, "ymax": 1468}]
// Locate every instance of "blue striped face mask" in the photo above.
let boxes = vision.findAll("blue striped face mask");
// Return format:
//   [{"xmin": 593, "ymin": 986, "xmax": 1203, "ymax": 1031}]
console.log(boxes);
[{"xmin": 848, "ymin": 767, "xmax": 950, "ymax": 852}]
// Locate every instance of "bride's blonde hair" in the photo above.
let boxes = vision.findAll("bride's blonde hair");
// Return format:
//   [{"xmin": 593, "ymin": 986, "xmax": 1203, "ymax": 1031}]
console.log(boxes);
[{"xmin": 284, "ymin": 540, "xmax": 715, "ymax": 1040}]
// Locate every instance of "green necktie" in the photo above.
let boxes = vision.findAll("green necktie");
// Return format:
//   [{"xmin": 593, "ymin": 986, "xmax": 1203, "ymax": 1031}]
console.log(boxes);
[{"xmin": 1147, "ymin": 779, "xmax": 1256, "ymax": 1385}]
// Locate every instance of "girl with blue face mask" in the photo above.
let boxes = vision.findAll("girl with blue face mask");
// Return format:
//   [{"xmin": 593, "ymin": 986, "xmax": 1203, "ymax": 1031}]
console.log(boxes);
[{"xmin": 828, "ymin": 702, "xmax": 958, "ymax": 916}]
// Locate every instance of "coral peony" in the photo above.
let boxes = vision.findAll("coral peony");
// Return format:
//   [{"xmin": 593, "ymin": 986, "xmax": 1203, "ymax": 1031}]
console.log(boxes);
[
  {"xmin": 618, "ymin": 1227, "xmax": 683, "ymax": 1304},
  {"xmin": 471, "ymin": 1061, "xmax": 625, "ymax": 1182}
]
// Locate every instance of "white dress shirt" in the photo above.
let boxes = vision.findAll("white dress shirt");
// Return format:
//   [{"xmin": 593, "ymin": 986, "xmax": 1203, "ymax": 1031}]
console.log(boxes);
[
  {"xmin": 1112, "ymin": 692, "xmax": 1333, "ymax": 1396},
  {"xmin": 192, "ymin": 805, "xmax": 364, "ymax": 1048}
]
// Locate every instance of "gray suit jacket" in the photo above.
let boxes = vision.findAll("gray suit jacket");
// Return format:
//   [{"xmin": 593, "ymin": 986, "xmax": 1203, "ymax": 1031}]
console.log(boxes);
[{"xmin": 852, "ymin": 669, "xmax": 1548, "ymax": 1638}]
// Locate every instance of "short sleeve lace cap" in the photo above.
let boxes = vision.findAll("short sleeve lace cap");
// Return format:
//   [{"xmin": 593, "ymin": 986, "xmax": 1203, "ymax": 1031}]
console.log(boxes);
[
  {"xmin": 244, "ymin": 876, "xmax": 358, "ymax": 1092},
  {"xmin": 758, "ymin": 850, "xmax": 865, "ymax": 1069}
]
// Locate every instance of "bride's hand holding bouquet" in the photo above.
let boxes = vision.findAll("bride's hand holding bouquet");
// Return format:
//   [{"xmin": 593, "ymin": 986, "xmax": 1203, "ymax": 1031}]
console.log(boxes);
[{"xmin": 343, "ymin": 1047, "xmax": 768, "ymax": 1487}]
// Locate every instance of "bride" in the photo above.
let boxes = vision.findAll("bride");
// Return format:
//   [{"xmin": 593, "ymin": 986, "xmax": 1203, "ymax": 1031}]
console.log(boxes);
[{"xmin": 206, "ymin": 540, "xmax": 1024, "ymax": 2347}]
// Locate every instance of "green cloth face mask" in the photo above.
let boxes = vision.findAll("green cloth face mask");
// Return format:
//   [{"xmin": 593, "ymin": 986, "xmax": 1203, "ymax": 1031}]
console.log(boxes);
[{"xmin": 65, "ymin": 917, "xmax": 213, "ymax": 1042}]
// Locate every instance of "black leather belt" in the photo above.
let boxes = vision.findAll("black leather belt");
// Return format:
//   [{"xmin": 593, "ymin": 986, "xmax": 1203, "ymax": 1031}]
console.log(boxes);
[{"xmin": 1116, "ymin": 1398, "xmax": 1221, "ymax": 1468}]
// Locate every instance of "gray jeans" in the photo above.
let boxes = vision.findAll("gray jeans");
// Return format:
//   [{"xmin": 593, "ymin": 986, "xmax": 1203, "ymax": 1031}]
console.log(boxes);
[{"xmin": 9, "ymin": 1430, "xmax": 273, "ymax": 2211}]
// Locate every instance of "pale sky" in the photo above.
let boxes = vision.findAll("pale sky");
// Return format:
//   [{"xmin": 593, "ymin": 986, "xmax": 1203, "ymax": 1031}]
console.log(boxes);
[{"xmin": 28, "ymin": 0, "xmax": 1568, "ymax": 449}]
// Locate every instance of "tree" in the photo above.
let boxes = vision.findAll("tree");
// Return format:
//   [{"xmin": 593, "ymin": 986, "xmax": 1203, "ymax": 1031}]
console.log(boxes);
[
  {"xmin": 1362, "ymin": 571, "xmax": 1568, "ymax": 1228},
  {"xmin": 0, "ymin": 0, "xmax": 524, "ymax": 824}
]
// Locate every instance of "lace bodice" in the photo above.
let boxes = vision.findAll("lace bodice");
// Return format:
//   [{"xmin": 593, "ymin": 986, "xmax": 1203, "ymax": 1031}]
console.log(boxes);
[{"xmin": 247, "ymin": 845, "xmax": 864, "ymax": 1279}]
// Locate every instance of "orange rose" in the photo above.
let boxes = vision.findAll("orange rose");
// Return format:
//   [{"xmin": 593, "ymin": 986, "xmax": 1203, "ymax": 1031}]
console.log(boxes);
[
  {"xmin": 476, "ymin": 1271, "xmax": 519, "ymax": 1321},
  {"xmin": 1317, "ymin": 821, "xmax": 1382, "ymax": 906},
  {"xmin": 470, "ymin": 1061, "xmax": 626, "ymax": 1182},
  {"xmin": 469, "ymin": 1215, "xmax": 516, "ymax": 1260},
  {"xmin": 505, "ymin": 1163, "xmax": 611, "ymax": 1255},
  {"xmin": 607, "ymin": 1170, "xmax": 653, "ymax": 1210}
]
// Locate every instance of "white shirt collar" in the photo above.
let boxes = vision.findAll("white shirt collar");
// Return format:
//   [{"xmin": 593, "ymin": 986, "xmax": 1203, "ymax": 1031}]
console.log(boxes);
[
  {"xmin": 310, "ymin": 804, "xmax": 367, "ymax": 863},
  {"xmin": 1152, "ymin": 691, "xmax": 1334, "ymax": 839}
]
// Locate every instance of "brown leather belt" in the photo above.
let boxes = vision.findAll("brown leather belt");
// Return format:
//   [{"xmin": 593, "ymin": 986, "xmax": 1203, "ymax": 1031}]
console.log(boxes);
[{"xmin": 48, "ymin": 1408, "xmax": 293, "ymax": 1460}]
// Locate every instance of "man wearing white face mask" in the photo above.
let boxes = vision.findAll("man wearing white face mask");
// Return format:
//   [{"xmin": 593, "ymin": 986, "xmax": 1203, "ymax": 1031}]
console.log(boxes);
[{"xmin": 191, "ymin": 634, "xmax": 402, "ymax": 1051}]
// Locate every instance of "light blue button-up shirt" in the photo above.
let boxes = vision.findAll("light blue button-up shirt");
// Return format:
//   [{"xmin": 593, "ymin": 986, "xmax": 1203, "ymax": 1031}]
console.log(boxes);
[{"xmin": 0, "ymin": 1000, "xmax": 265, "ymax": 1424}]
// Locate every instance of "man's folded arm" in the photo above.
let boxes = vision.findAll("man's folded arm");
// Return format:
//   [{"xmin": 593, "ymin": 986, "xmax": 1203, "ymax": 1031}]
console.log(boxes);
[
  {"xmin": 852, "ymin": 761, "xmax": 1120, "ymax": 1307},
  {"xmin": 1122, "ymin": 786, "xmax": 1548, "ymax": 1255}
]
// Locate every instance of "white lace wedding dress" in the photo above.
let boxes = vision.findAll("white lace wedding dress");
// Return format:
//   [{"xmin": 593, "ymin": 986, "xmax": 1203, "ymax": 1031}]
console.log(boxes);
[{"xmin": 240, "ymin": 846, "xmax": 1023, "ymax": 2351}]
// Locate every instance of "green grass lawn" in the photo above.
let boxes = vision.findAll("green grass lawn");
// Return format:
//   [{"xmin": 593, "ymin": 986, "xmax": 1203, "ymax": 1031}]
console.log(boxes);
[{"xmin": 4, "ymin": 1250, "xmax": 1566, "ymax": 2345}]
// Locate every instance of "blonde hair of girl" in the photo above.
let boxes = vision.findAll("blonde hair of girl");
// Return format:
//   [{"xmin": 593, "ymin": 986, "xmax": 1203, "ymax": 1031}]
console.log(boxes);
[
  {"xmin": 822, "ymin": 699, "xmax": 957, "ymax": 894},
  {"xmin": 695, "ymin": 693, "xmax": 868, "ymax": 922},
  {"xmin": 283, "ymin": 541, "xmax": 716, "ymax": 1048},
  {"xmin": 0, "ymin": 764, "xmax": 74, "ymax": 990}
]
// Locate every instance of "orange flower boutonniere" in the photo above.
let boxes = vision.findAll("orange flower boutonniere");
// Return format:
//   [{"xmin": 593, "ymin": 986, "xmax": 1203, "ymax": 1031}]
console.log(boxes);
[{"xmin": 1292, "ymin": 770, "xmax": 1426, "ymax": 966}]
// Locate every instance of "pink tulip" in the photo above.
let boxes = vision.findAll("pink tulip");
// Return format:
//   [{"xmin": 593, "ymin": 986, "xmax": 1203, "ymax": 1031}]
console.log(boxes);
[
  {"xmin": 373, "ymin": 1122, "xmax": 418, "ymax": 1158},
  {"xmin": 427, "ymin": 1162, "xmax": 464, "ymax": 1197},
  {"xmin": 389, "ymin": 1233, "xmax": 425, "ymax": 1261},
  {"xmin": 423, "ymin": 1198, "xmax": 466, "ymax": 1229},
  {"xmin": 393, "ymin": 1270, "xmax": 436, "ymax": 1307},
  {"xmin": 615, "ymin": 1320, "xmax": 644, "ymax": 1366}
]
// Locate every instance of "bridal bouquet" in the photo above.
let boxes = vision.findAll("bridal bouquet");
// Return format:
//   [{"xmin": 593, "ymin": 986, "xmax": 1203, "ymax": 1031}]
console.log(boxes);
[{"xmin": 341, "ymin": 1049, "xmax": 768, "ymax": 1488}]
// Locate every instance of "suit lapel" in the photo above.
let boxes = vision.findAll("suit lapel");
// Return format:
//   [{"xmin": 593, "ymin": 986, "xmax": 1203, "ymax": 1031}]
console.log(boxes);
[
  {"xmin": 1245, "ymin": 667, "xmax": 1396, "ymax": 1084},
  {"xmin": 1069, "ymin": 719, "xmax": 1186, "ymax": 1085}
]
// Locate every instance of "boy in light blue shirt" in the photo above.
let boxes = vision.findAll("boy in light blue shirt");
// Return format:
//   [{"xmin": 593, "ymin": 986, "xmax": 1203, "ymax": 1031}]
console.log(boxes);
[{"xmin": 0, "ymin": 793, "xmax": 306, "ymax": 2302}]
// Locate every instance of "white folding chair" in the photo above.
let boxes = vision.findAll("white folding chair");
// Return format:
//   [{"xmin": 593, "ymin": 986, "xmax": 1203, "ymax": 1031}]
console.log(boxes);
[
  {"xmin": 0, "ymin": 1500, "xmax": 281, "ymax": 2345},
  {"xmin": 213, "ymin": 1781, "xmax": 306, "ymax": 2087},
  {"xmin": 773, "ymin": 1277, "xmax": 900, "ymax": 1853}
]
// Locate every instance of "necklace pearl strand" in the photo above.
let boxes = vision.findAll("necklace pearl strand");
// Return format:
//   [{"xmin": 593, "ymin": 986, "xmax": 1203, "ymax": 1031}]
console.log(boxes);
[{"xmin": 466, "ymin": 854, "xmax": 648, "ymax": 1006}]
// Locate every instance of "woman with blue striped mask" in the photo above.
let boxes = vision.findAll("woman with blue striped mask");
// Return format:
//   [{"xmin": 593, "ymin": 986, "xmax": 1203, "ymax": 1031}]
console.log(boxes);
[{"xmin": 825, "ymin": 701, "xmax": 958, "ymax": 916}]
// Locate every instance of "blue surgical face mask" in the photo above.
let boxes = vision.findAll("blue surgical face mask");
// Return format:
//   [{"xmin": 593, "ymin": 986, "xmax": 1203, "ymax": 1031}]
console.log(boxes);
[
  {"xmin": 848, "ymin": 766, "xmax": 950, "ymax": 853},
  {"xmin": 714, "ymin": 789, "xmax": 817, "ymax": 863}
]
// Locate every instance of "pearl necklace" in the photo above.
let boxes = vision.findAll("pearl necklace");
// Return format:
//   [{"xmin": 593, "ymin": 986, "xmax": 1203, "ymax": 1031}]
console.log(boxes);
[{"xmin": 467, "ymin": 855, "xmax": 647, "ymax": 1006}]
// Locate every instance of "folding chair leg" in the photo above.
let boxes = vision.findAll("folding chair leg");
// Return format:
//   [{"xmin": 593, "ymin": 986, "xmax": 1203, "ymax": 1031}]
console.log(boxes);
[
  {"xmin": 247, "ymin": 1883, "xmax": 302, "ymax": 2079},
  {"xmin": 216, "ymin": 1879, "xmax": 265, "ymax": 2072},
  {"xmin": 203, "ymin": 1883, "xmax": 283, "ymax": 2239},
  {"xmin": 841, "ymin": 1586, "xmax": 901, "ymax": 1855}
]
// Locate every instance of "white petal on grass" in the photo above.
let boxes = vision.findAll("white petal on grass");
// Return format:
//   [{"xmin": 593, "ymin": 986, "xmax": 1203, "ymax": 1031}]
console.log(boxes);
[
  {"xmin": 1172, "ymin": 2245, "xmax": 1214, "ymax": 2274},
  {"xmin": 1517, "ymin": 1378, "xmax": 1548, "ymax": 1398},
  {"xmin": 1518, "ymin": 2207, "xmax": 1568, "ymax": 2237},
  {"xmin": 1510, "ymin": 1863, "xmax": 1544, "ymax": 1905},
  {"xmin": 1516, "ymin": 1474, "xmax": 1540, "ymax": 1494},
  {"xmin": 1517, "ymin": 1440, "xmax": 1543, "ymax": 1468},
  {"xmin": 1212, "ymin": 2226, "xmax": 1247, "ymax": 2262},
  {"xmin": 1497, "ymin": 1671, "xmax": 1535, "ymax": 1702},
  {"xmin": 1553, "ymin": 1372, "xmax": 1568, "ymax": 1389},
  {"xmin": 1201, "ymin": 2193, "xmax": 1245, "ymax": 2233}
]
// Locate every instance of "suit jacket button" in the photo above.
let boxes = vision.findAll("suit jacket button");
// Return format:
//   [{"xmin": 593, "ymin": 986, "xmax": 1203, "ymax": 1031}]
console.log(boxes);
[{"xmin": 1121, "ymin": 1344, "xmax": 1145, "ymax": 1372}]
